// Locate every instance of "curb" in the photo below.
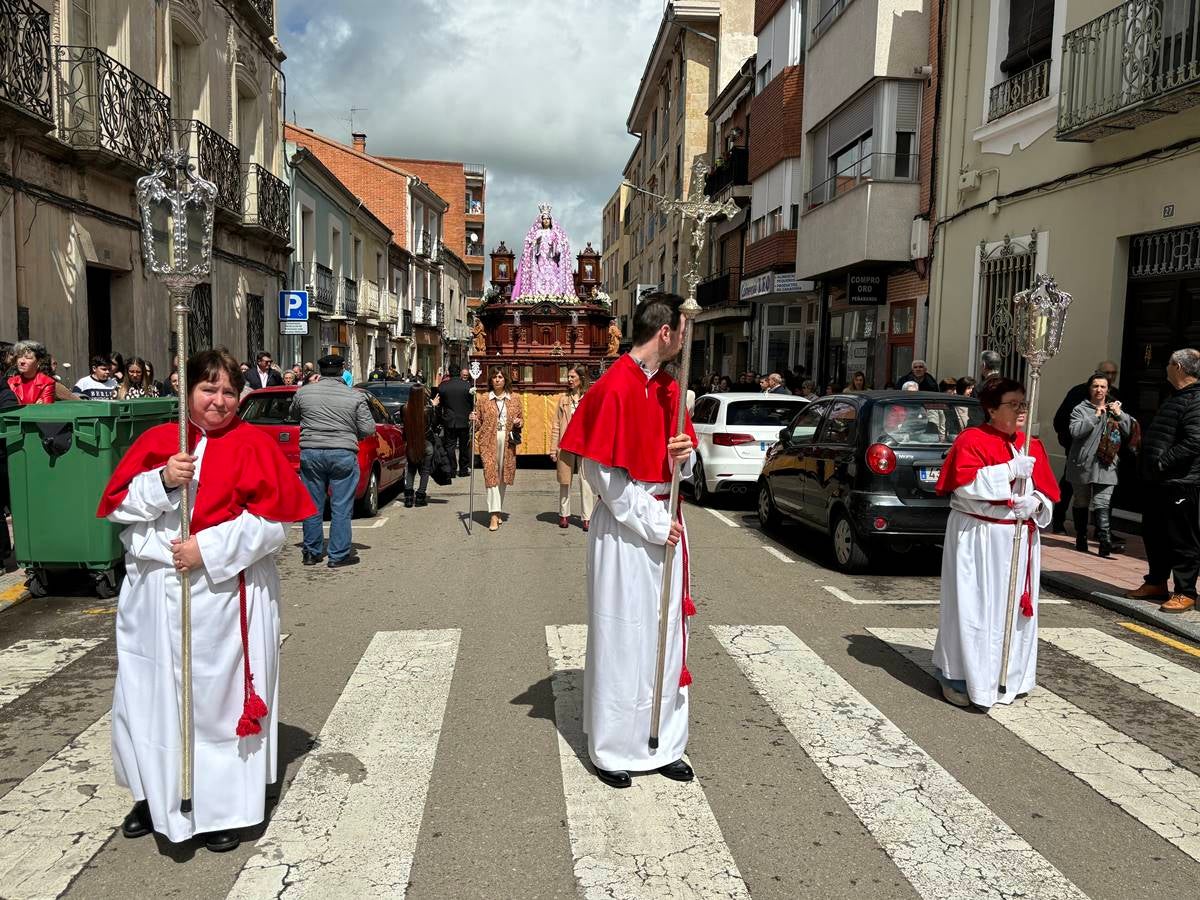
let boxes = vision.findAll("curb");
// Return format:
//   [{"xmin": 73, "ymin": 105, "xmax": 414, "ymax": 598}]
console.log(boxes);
[
  {"xmin": 0, "ymin": 572, "xmax": 29, "ymax": 615},
  {"xmin": 1042, "ymin": 571, "xmax": 1200, "ymax": 646}
]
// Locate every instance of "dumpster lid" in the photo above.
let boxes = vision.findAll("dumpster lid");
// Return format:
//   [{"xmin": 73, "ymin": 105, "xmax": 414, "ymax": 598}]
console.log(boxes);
[{"xmin": 1, "ymin": 398, "xmax": 178, "ymax": 423}]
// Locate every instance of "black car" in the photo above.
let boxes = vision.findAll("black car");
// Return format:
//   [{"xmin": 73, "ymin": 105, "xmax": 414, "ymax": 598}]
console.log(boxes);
[
  {"xmin": 757, "ymin": 391, "xmax": 984, "ymax": 572},
  {"xmin": 355, "ymin": 379, "xmax": 414, "ymax": 421}
]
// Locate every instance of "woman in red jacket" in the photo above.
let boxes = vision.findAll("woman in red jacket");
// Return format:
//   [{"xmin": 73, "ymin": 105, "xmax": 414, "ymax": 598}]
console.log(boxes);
[{"xmin": 7, "ymin": 341, "xmax": 56, "ymax": 404}]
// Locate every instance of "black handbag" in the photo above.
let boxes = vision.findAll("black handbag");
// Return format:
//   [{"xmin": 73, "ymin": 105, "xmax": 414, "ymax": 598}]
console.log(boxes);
[{"xmin": 508, "ymin": 422, "xmax": 523, "ymax": 447}]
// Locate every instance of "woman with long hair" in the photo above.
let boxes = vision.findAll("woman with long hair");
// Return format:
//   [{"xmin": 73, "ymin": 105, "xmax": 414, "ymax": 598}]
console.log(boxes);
[
  {"xmin": 402, "ymin": 384, "xmax": 441, "ymax": 507},
  {"xmin": 550, "ymin": 365, "xmax": 595, "ymax": 530},
  {"xmin": 847, "ymin": 371, "xmax": 868, "ymax": 392},
  {"xmin": 469, "ymin": 368, "xmax": 522, "ymax": 531},
  {"xmin": 117, "ymin": 357, "xmax": 159, "ymax": 399}
]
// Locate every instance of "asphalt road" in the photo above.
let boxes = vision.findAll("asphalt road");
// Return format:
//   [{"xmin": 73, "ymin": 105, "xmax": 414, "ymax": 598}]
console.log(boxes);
[{"xmin": 1, "ymin": 468, "xmax": 1199, "ymax": 899}]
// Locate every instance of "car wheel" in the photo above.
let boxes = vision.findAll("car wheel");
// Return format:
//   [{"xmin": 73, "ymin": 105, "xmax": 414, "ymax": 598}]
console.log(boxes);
[
  {"xmin": 757, "ymin": 479, "xmax": 781, "ymax": 529},
  {"xmin": 692, "ymin": 457, "xmax": 709, "ymax": 505},
  {"xmin": 355, "ymin": 467, "xmax": 380, "ymax": 518},
  {"xmin": 830, "ymin": 511, "xmax": 870, "ymax": 573}
]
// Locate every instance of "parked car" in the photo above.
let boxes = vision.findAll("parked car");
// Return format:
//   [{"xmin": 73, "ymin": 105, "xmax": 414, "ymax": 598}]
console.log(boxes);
[
  {"xmin": 757, "ymin": 391, "xmax": 984, "ymax": 572},
  {"xmin": 356, "ymin": 379, "xmax": 415, "ymax": 422},
  {"xmin": 238, "ymin": 385, "xmax": 407, "ymax": 517},
  {"xmin": 690, "ymin": 393, "xmax": 810, "ymax": 504}
]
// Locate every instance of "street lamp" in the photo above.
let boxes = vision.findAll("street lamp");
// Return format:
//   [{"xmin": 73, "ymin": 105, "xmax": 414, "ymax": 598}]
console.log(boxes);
[
  {"xmin": 135, "ymin": 148, "xmax": 217, "ymax": 815},
  {"xmin": 998, "ymin": 273, "xmax": 1072, "ymax": 695}
]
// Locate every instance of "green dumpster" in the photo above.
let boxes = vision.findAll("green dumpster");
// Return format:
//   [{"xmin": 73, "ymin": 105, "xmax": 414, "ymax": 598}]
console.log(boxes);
[{"xmin": 2, "ymin": 399, "xmax": 177, "ymax": 598}]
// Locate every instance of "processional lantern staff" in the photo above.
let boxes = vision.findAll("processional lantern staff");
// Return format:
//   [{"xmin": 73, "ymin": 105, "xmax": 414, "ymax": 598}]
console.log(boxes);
[
  {"xmin": 625, "ymin": 159, "xmax": 738, "ymax": 751},
  {"xmin": 135, "ymin": 149, "xmax": 217, "ymax": 813},
  {"xmin": 465, "ymin": 359, "xmax": 483, "ymax": 535},
  {"xmin": 998, "ymin": 274, "xmax": 1071, "ymax": 695}
]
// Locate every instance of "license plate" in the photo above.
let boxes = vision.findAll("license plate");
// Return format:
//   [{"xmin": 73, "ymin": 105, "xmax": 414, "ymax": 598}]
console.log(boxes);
[
  {"xmin": 760, "ymin": 441, "xmax": 767, "ymax": 451},
  {"xmin": 918, "ymin": 467, "xmax": 940, "ymax": 483}
]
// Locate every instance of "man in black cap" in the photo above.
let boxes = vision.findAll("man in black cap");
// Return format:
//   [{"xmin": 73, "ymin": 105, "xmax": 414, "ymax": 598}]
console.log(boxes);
[
  {"xmin": 290, "ymin": 355, "xmax": 375, "ymax": 567},
  {"xmin": 437, "ymin": 367, "xmax": 474, "ymax": 477}
]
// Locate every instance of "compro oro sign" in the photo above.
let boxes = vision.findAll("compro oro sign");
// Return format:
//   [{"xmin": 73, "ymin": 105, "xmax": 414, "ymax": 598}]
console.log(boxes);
[{"xmin": 846, "ymin": 271, "xmax": 884, "ymax": 305}]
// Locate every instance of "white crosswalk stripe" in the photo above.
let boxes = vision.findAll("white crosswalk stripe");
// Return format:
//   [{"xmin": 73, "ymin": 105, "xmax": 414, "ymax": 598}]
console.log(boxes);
[
  {"xmin": 545, "ymin": 625, "xmax": 751, "ymax": 900},
  {"xmin": 872, "ymin": 627, "xmax": 1200, "ymax": 864},
  {"xmin": 0, "ymin": 713, "xmax": 126, "ymax": 900},
  {"xmin": 713, "ymin": 625, "xmax": 1086, "ymax": 900},
  {"xmin": 227, "ymin": 629, "xmax": 460, "ymax": 899},
  {"xmin": 0, "ymin": 639, "xmax": 104, "ymax": 711},
  {"xmin": 1040, "ymin": 627, "xmax": 1200, "ymax": 718}
]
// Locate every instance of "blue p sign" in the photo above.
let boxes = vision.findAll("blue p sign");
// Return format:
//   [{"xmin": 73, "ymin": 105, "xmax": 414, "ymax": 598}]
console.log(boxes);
[{"xmin": 279, "ymin": 290, "xmax": 309, "ymax": 321}]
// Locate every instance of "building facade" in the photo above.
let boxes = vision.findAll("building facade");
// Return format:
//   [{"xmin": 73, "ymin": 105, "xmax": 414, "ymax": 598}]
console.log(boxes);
[
  {"xmin": 794, "ymin": 0, "xmax": 938, "ymax": 390},
  {"xmin": 1, "ymin": 0, "xmax": 289, "ymax": 372},
  {"xmin": 440, "ymin": 246, "xmax": 472, "ymax": 373},
  {"xmin": 600, "ymin": 183, "xmax": 633, "ymax": 342},
  {"xmin": 928, "ymin": 0, "xmax": 1200, "ymax": 513},
  {"xmin": 407, "ymin": 179, "xmax": 447, "ymax": 380}
]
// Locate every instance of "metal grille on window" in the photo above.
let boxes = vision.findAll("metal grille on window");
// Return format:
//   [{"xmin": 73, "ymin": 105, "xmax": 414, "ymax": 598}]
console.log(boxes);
[
  {"xmin": 1129, "ymin": 224, "xmax": 1200, "ymax": 278},
  {"xmin": 976, "ymin": 234, "xmax": 1036, "ymax": 382},
  {"xmin": 189, "ymin": 283, "xmax": 213, "ymax": 353},
  {"xmin": 246, "ymin": 294, "xmax": 265, "ymax": 362}
]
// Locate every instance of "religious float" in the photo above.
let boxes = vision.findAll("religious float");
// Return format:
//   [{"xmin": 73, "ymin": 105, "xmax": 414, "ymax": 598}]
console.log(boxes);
[{"xmin": 471, "ymin": 204, "xmax": 621, "ymax": 455}]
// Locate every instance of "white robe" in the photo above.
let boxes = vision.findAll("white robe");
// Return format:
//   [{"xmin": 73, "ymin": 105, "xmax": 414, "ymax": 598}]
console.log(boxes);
[
  {"xmin": 107, "ymin": 435, "xmax": 286, "ymax": 842},
  {"xmin": 581, "ymin": 455, "xmax": 694, "ymax": 772},
  {"xmin": 932, "ymin": 459, "xmax": 1052, "ymax": 708}
]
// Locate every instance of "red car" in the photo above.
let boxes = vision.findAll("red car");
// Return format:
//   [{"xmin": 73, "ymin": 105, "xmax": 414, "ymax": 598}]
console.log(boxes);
[{"xmin": 238, "ymin": 385, "xmax": 407, "ymax": 517}]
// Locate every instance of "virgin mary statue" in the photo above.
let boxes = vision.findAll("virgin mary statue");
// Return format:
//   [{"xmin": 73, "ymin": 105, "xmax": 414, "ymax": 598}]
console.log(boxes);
[{"xmin": 512, "ymin": 203, "xmax": 576, "ymax": 300}]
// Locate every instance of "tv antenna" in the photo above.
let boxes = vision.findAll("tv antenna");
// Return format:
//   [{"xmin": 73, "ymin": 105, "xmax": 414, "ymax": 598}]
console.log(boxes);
[{"xmin": 346, "ymin": 106, "xmax": 368, "ymax": 132}]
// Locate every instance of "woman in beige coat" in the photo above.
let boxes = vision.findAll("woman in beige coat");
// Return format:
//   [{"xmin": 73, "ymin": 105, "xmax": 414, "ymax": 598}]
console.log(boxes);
[
  {"xmin": 470, "ymin": 368, "xmax": 522, "ymax": 531},
  {"xmin": 549, "ymin": 365, "xmax": 595, "ymax": 531}
]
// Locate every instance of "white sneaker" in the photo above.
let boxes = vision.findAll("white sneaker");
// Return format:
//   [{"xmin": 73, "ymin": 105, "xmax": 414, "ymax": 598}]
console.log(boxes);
[{"xmin": 941, "ymin": 683, "xmax": 971, "ymax": 707}]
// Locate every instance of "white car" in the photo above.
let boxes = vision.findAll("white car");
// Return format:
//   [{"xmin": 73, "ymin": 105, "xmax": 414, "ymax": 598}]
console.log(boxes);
[{"xmin": 689, "ymin": 392, "xmax": 810, "ymax": 504}]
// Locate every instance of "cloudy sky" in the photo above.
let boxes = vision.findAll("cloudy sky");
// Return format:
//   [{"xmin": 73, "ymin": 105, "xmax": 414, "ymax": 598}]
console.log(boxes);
[{"xmin": 279, "ymin": 0, "xmax": 665, "ymax": 255}]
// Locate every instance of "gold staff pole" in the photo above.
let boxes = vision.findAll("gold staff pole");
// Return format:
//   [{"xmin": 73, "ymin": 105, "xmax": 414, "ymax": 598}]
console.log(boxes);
[
  {"xmin": 998, "ymin": 274, "xmax": 1071, "ymax": 695},
  {"xmin": 466, "ymin": 359, "xmax": 482, "ymax": 534},
  {"xmin": 629, "ymin": 161, "xmax": 738, "ymax": 751},
  {"xmin": 136, "ymin": 146, "xmax": 217, "ymax": 813}
]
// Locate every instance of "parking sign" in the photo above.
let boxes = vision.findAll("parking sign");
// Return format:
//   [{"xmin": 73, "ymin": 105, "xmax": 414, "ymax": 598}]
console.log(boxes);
[{"xmin": 279, "ymin": 290, "xmax": 309, "ymax": 321}]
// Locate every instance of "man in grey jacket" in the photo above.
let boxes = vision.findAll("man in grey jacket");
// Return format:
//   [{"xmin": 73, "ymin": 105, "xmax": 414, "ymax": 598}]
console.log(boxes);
[{"xmin": 291, "ymin": 355, "xmax": 375, "ymax": 568}]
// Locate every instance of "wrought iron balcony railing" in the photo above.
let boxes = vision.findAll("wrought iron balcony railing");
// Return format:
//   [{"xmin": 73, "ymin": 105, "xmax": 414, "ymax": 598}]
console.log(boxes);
[
  {"xmin": 382, "ymin": 290, "xmax": 399, "ymax": 323},
  {"xmin": 243, "ymin": 162, "xmax": 289, "ymax": 240},
  {"xmin": 55, "ymin": 45, "xmax": 172, "ymax": 171},
  {"xmin": 342, "ymin": 277, "xmax": 358, "ymax": 318},
  {"xmin": 989, "ymin": 59, "xmax": 1052, "ymax": 122},
  {"xmin": 465, "ymin": 240, "xmax": 485, "ymax": 257},
  {"xmin": 704, "ymin": 146, "xmax": 749, "ymax": 197},
  {"xmin": 464, "ymin": 163, "xmax": 486, "ymax": 176},
  {"xmin": 242, "ymin": 0, "xmax": 274, "ymax": 31},
  {"xmin": 696, "ymin": 268, "xmax": 741, "ymax": 309},
  {"xmin": 361, "ymin": 279, "xmax": 381, "ymax": 319},
  {"xmin": 174, "ymin": 119, "xmax": 242, "ymax": 214},
  {"xmin": 1058, "ymin": 0, "xmax": 1200, "ymax": 141},
  {"xmin": 804, "ymin": 151, "xmax": 918, "ymax": 210},
  {"xmin": 313, "ymin": 262, "xmax": 335, "ymax": 314},
  {"xmin": 1, "ymin": 0, "xmax": 53, "ymax": 123}
]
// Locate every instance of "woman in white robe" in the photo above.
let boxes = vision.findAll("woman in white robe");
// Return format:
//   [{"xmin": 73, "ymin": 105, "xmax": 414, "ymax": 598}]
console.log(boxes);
[
  {"xmin": 932, "ymin": 377, "xmax": 1060, "ymax": 709},
  {"xmin": 99, "ymin": 349, "xmax": 313, "ymax": 851}
]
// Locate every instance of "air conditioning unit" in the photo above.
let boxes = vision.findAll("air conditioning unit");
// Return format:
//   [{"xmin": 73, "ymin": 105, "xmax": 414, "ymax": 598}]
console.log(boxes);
[{"xmin": 910, "ymin": 217, "xmax": 930, "ymax": 260}]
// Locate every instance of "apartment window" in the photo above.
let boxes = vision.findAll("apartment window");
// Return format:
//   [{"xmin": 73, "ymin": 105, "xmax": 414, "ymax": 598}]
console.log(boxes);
[
  {"xmin": 674, "ymin": 144, "xmax": 682, "ymax": 198},
  {"xmin": 830, "ymin": 133, "xmax": 873, "ymax": 193},
  {"xmin": 69, "ymin": 0, "xmax": 93, "ymax": 46},
  {"xmin": 756, "ymin": 59, "xmax": 772, "ymax": 93},
  {"xmin": 246, "ymin": 294, "xmax": 265, "ymax": 362},
  {"xmin": 171, "ymin": 44, "xmax": 185, "ymax": 117},
  {"xmin": 812, "ymin": 0, "xmax": 854, "ymax": 44},
  {"xmin": 789, "ymin": 204, "xmax": 800, "ymax": 229},
  {"xmin": 1002, "ymin": 1, "xmax": 1054, "ymax": 78}
]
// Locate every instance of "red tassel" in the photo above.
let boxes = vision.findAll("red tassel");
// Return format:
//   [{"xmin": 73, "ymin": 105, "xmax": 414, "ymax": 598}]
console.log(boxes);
[
  {"xmin": 682, "ymin": 596, "xmax": 697, "ymax": 617},
  {"xmin": 1020, "ymin": 590, "xmax": 1034, "ymax": 618},
  {"xmin": 245, "ymin": 690, "xmax": 269, "ymax": 720},
  {"xmin": 236, "ymin": 713, "xmax": 262, "ymax": 737},
  {"xmin": 679, "ymin": 664, "xmax": 693, "ymax": 687}
]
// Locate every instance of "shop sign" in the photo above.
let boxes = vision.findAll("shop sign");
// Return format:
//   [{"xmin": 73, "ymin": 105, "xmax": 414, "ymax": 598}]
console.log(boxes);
[
  {"xmin": 773, "ymin": 273, "xmax": 815, "ymax": 294},
  {"xmin": 739, "ymin": 273, "xmax": 774, "ymax": 301},
  {"xmin": 847, "ymin": 271, "xmax": 884, "ymax": 305}
]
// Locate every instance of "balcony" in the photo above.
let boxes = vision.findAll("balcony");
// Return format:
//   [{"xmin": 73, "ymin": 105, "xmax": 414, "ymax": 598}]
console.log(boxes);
[
  {"xmin": 1058, "ymin": 0, "xmax": 1200, "ymax": 141},
  {"xmin": 54, "ymin": 45, "xmax": 172, "ymax": 173},
  {"xmin": 361, "ymin": 279, "xmax": 381, "ymax": 319},
  {"xmin": 241, "ymin": 0, "xmax": 274, "ymax": 34},
  {"xmin": 988, "ymin": 59, "xmax": 1052, "ymax": 122},
  {"xmin": 342, "ymin": 277, "xmax": 358, "ymax": 318},
  {"xmin": 704, "ymin": 146, "xmax": 750, "ymax": 200},
  {"xmin": 465, "ymin": 240, "xmax": 485, "ymax": 257},
  {"xmin": 466, "ymin": 199, "xmax": 484, "ymax": 216},
  {"xmin": 464, "ymin": 162, "xmax": 486, "ymax": 177},
  {"xmin": 696, "ymin": 269, "xmax": 741, "ymax": 308},
  {"xmin": 804, "ymin": 151, "xmax": 917, "ymax": 210},
  {"xmin": 399, "ymin": 309, "xmax": 414, "ymax": 336},
  {"xmin": 243, "ymin": 163, "xmax": 289, "ymax": 242},
  {"xmin": 383, "ymin": 290, "xmax": 399, "ymax": 323},
  {"xmin": 174, "ymin": 119, "xmax": 242, "ymax": 215},
  {"xmin": 796, "ymin": 177, "xmax": 918, "ymax": 280},
  {"xmin": 312, "ymin": 262, "xmax": 335, "ymax": 314},
  {"xmin": 1, "ymin": 0, "xmax": 52, "ymax": 125}
]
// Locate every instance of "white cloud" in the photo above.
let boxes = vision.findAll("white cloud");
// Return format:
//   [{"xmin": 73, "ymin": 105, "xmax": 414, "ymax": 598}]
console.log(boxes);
[{"xmin": 279, "ymin": 0, "xmax": 663, "ymax": 256}]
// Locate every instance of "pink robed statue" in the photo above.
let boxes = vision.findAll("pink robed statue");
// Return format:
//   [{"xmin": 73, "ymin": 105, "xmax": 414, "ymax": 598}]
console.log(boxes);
[{"xmin": 512, "ymin": 203, "xmax": 576, "ymax": 299}]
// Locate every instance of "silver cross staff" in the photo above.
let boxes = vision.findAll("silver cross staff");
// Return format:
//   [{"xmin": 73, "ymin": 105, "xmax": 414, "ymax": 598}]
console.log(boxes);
[
  {"xmin": 629, "ymin": 159, "xmax": 738, "ymax": 752},
  {"xmin": 465, "ymin": 359, "xmax": 483, "ymax": 534}
]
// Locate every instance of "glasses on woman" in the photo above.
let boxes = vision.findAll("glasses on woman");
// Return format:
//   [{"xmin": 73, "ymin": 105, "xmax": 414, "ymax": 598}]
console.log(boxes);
[{"xmin": 999, "ymin": 401, "xmax": 1030, "ymax": 412}]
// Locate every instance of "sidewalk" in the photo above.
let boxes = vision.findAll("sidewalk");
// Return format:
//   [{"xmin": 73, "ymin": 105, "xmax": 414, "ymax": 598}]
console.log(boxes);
[
  {"xmin": 0, "ymin": 567, "xmax": 28, "ymax": 614},
  {"xmin": 1041, "ymin": 525, "xmax": 1200, "ymax": 644}
]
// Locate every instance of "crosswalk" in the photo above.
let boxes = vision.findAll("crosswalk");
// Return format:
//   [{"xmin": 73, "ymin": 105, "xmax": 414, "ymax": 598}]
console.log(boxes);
[{"xmin": 0, "ymin": 624, "xmax": 1199, "ymax": 898}]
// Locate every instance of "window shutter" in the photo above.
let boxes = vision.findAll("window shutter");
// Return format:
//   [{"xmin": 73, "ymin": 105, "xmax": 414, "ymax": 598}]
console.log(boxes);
[
  {"xmin": 1002, "ymin": 0, "xmax": 1054, "ymax": 74},
  {"xmin": 828, "ymin": 90, "xmax": 875, "ymax": 154},
  {"xmin": 895, "ymin": 81, "xmax": 920, "ymax": 132}
]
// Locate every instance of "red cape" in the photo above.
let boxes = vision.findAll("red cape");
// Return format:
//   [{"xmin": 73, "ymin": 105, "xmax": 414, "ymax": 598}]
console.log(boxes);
[
  {"xmin": 97, "ymin": 417, "xmax": 316, "ymax": 530},
  {"xmin": 936, "ymin": 424, "xmax": 1060, "ymax": 502},
  {"xmin": 558, "ymin": 353, "xmax": 697, "ymax": 484}
]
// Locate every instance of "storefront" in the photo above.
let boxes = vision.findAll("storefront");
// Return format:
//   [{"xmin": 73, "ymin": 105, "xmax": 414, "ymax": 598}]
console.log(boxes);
[{"xmin": 743, "ymin": 272, "xmax": 818, "ymax": 378}]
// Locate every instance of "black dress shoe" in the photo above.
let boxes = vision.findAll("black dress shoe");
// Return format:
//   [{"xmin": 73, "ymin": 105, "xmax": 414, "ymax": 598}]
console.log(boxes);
[
  {"xmin": 458, "ymin": 469, "xmax": 470, "ymax": 478},
  {"xmin": 327, "ymin": 553, "xmax": 360, "ymax": 569},
  {"xmin": 594, "ymin": 767, "xmax": 632, "ymax": 789},
  {"xmin": 121, "ymin": 800, "xmax": 152, "ymax": 838},
  {"xmin": 302, "ymin": 551, "xmax": 324, "ymax": 566},
  {"xmin": 658, "ymin": 759, "xmax": 694, "ymax": 782},
  {"xmin": 204, "ymin": 830, "xmax": 241, "ymax": 853}
]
